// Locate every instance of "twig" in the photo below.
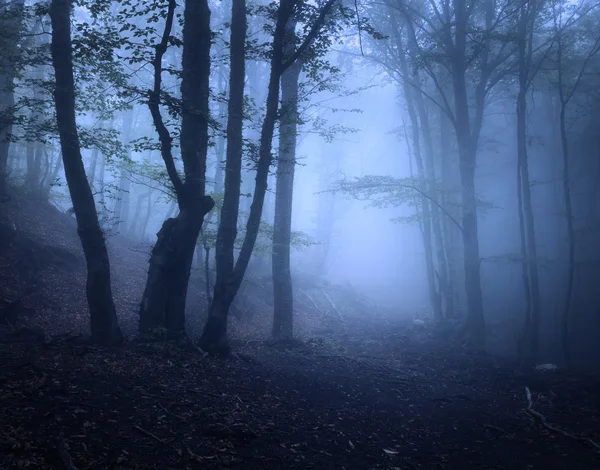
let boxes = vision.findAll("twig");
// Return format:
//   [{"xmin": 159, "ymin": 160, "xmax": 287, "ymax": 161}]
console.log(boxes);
[
  {"xmin": 188, "ymin": 388, "xmax": 222, "ymax": 399},
  {"xmin": 133, "ymin": 425, "xmax": 167, "ymax": 446},
  {"xmin": 322, "ymin": 291, "xmax": 345, "ymax": 322},
  {"xmin": 56, "ymin": 438, "xmax": 78, "ymax": 470},
  {"xmin": 484, "ymin": 424, "xmax": 514, "ymax": 438},
  {"xmin": 300, "ymin": 289, "xmax": 325, "ymax": 316},
  {"xmin": 524, "ymin": 387, "xmax": 600, "ymax": 451}
]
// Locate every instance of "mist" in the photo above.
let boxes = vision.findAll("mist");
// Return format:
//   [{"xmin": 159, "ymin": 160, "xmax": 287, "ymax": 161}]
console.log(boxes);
[{"xmin": 1, "ymin": 0, "xmax": 600, "ymax": 468}]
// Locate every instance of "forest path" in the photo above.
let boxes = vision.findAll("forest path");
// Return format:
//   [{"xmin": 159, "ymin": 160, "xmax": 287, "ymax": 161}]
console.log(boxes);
[{"xmin": 1, "ymin": 325, "xmax": 599, "ymax": 469}]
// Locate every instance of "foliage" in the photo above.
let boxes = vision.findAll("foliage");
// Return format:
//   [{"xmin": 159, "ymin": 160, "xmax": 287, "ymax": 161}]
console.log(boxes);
[{"xmin": 331, "ymin": 174, "xmax": 499, "ymax": 227}]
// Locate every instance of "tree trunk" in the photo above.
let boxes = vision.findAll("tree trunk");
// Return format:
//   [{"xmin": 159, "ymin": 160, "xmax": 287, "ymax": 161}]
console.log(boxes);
[
  {"xmin": 393, "ymin": 24, "xmax": 441, "ymax": 321},
  {"xmin": 449, "ymin": 0, "xmax": 487, "ymax": 348},
  {"xmin": 402, "ymin": 17, "xmax": 451, "ymax": 320},
  {"xmin": 558, "ymin": 104, "xmax": 575, "ymax": 367},
  {"xmin": 139, "ymin": 0, "xmax": 214, "ymax": 340},
  {"xmin": 272, "ymin": 21, "xmax": 301, "ymax": 340},
  {"xmin": 26, "ymin": 64, "xmax": 45, "ymax": 190},
  {"xmin": 50, "ymin": 0, "xmax": 122, "ymax": 344},
  {"xmin": 112, "ymin": 109, "xmax": 134, "ymax": 234},
  {"xmin": 515, "ymin": 1, "xmax": 541, "ymax": 363},
  {"xmin": 88, "ymin": 147, "xmax": 99, "ymax": 187},
  {"xmin": 199, "ymin": 0, "xmax": 338, "ymax": 353},
  {"xmin": 199, "ymin": 0, "xmax": 247, "ymax": 354},
  {"xmin": 0, "ymin": 0, "xmax": 24, "ymax": 201}
]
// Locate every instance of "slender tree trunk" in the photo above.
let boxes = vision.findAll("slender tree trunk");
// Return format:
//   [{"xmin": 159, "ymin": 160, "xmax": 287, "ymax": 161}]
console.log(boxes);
[
  {"xmin": 449, "ymin": 0, "xmax": 487, "ymax": 347},
  {"xmin": 26, "ymin": 64, "xmax": 45, "ymax": 190},
  {"xmin": 402, "ymin": 18, "xmax": 451, "ymax": 320},
  {"xmin": 88, "ymin": 147, "xmax": 99, "ymax": 187},
  {"xmin": 199, "ymin": 0, "xmax": 247, "ymax": 353},
  {"xmin": 392, "ymin": 23, "xmax": 441, "ymax": 320},
  {"xmin": 50, "ymin": 0, "xmax": 122, "ymax": 344},
  {"xmin": 272, "ymin": 21, "xmax": 301, "ymax": 340},
  {"xmin": 199, "ymin": 0, "xmax": 338, "ymax": 353},
  {"xmin": 558, "ymin": 104, "xmax": 575, "ymax": 367},
  {"xmin": 516, "ymin": 1, "xmax": 541, "ymax": 362},
  {"xmin": 113, "ymin": 109, "xmax": 134, "ymax": 234},
  {"xmin": 0, "ymin": 0, "xmax": 24, "ymax": 201},
  {"xmin": 439, "ymin": 104, "xmax": 460, "ymax": 317}
]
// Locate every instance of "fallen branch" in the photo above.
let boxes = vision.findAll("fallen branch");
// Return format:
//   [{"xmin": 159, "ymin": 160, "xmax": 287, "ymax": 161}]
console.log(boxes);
[
  {"xmin": 133, "ymin": 425, "xmax": 167, "ymax": 446},
  {"xmin": 300, "ymin": 289, "xmax": 325, "ymax": 316},
  {"xmin": 322, "ymin": 291, "xmax": 345, "ymax": 322},
  {"xmin": 524, "ymin": 387, "xmax": 600, "ymax": 451}
]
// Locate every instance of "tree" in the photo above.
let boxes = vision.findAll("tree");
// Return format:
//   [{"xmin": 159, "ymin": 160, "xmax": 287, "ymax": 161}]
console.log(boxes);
[
  {"xmin": 391, "ymin": 0, "xmax": 515, "ymax": 347},
  {"xmin": 139, "ymin": 0, "xmax": 215, "ymax": 340},
  {"xmin": 515, "ymin": 0, "xmax": 543, "ymax": 363},
  {"xmin": 49, "ymin": 0, "xmax": 122, "ymax": 344},
  {"xmin": 551, "ymin": 0, "xmax": 600, "ymax": 366},
  {"xmin": 200, "ymin": 0, "xmax": 247, "ymax": 353},
  {"xmin": 0, "ymin": 0, "xmax": 25, "ymax": 201},
  {"xmin": 272, "ymin": 18, "xmax": 302, "ymax": 340},
  {"xmin": 199, "ymin": 0, "xmax": 340, "ymax": 354}
]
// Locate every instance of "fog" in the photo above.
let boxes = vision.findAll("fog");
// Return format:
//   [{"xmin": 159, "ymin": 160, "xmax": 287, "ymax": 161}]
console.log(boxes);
[
  {"xmin": 4, "ymin": 1, "xmax": 600, "ymax": 467},
  {"xmin": 3, "ymin": 0, "xmax": 600, "ymax": 370}
]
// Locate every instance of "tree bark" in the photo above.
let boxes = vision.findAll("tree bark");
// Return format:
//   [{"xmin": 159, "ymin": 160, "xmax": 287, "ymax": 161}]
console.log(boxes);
[
  {"xmin": 0, "ymin": 0, "xmax": 25, "ymax": 201},
  {"xmin": 450, "ymin": 0, "xmax": 486, "ymax": 348},
  {"xmin": 200, "ymin": 0, "xmax": 338, "ymax": 353},
  {"xmin": 139, "ymin": 0, "xmax": 214, "ymax": 340},
  {"xmin": 391, "ymin": 18, "xmax": 441, "ymax": 321},
  {"xmin": 515, "ymin": 0, "xmax": 541, "ymax": 363},
  {"xmin": 199, "ymin": 0, "xmax": 247, "ymax": 353},
  {"xmin": 272, "ymin": 20, "xmax": 302, "ymax": 340},
  {"xmin": 50, "ymin": 0, "xmax": 122, "ymax": 344}
]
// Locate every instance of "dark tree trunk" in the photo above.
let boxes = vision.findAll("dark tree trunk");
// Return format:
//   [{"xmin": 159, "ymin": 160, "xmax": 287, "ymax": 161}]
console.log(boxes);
[
  {"xmin": 26, "ymin": 64, "xmax": 45, "ymax": 190},
  {"xmin": 0, "ymin": 0, "xmax": 24, "ymax": 201},
  {"xmin": 199, "ymin": 0, "xmax": 338, "ymax": 353},
  {"xmin": 139, "ymin": 0, "xmax": 214, "ymax": 340},
  {"xmin": 515, "ymin": 1, "xmax": 541, "ymax": 363},
  {"xmin": 272, "ymin": 20, "xmax": 301, "ymax": 340},
  {"xmin": 448, "ymin": 0, "xmax": 492, "ymax": 348},
  {"xmin": 50, "ymin": 0, "xmax": 122, "ymax": 344},
  {"xmin": 199, "ymin": 0, "xmax": 247, "ymax": 353}
]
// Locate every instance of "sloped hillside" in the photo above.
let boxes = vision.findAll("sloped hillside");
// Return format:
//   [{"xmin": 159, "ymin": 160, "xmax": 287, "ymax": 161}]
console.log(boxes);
[
  {"xmin": 0, "ymin": 189, "xmax": 393, "ymax": 342},
  {"xmin": 0, "ymin": 189, "xmax": 170, "ymax": 336}
]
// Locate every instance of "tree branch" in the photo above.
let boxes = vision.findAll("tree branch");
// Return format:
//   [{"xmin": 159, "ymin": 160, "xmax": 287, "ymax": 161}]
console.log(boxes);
[
  {"xmin": 147, "ymin": 0, "xmax": 184, "ymax": 203},
  {"xmin": 281, "ymin": 0, "xmax": 339, "ymax": 71}
]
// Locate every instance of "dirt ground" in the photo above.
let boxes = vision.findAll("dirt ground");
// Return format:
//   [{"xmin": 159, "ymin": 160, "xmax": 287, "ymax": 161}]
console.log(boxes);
[
  {"xmin": 1, "ymin": 190, "xmax": 600, "ymax": 469},
  {"xmin": 1, "ymin": 325, "xmax": 600, "ymax": 470}
]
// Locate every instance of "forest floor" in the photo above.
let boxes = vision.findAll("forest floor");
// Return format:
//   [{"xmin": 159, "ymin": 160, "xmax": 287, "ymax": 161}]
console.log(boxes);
[
  {"xmin": 1, "ymin": 327, "xmax": 600, "ymax": 470},
  {"xmin": 1, "ymin": 189, "xmax": 600, "ymax": 469}
]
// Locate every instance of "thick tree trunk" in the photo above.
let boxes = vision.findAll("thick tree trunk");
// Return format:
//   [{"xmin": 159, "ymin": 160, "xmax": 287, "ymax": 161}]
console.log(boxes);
[
  {"xmin": 272, "ymin": 23, "xmax": 301, "ymax": 340},
  {"xmin": 50, "ymin": 0, "xmax": 122, "ymax": 344},
  {"xmin": 139, "ymin": 205, "xmax": 208, "ymax": 337},
  {"xmin": 139, "ymin": 0, "xmax": 214, "ymax": 340}
]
